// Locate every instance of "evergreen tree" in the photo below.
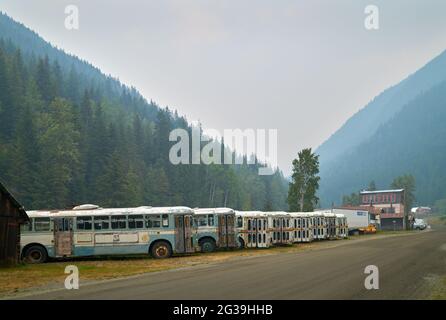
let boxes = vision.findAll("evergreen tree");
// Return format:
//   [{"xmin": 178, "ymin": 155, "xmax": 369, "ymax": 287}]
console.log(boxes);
[
  {"xmin": 391, "ymin": 174, "xmax": 416, "ymax": 214},
  {"xmin": 367, "ymin": 181, "xmax": 377, "ymax": 191},
  {"xmin": 288, "ymin": 148, "xmax": 320, "ymax": 212}
]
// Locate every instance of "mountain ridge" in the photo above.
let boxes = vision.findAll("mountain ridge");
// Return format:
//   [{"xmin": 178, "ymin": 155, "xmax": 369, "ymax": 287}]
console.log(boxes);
[
  {"xmin": 316, "ymin": 48, "xmax": 446, "ymax": 166},
  {"xmin": 318, "ymin": 50, "xmax": 446, "ymax": 207}
]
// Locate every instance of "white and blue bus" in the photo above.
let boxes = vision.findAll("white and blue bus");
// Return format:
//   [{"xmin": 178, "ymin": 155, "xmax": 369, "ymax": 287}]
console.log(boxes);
[
  {"xmin": 20, "ymin": 205, "xmax": 196, "ymax": 263},
  {"xmin": 193, "ymin": 208, "xmax": 237, "ymax": 252}
]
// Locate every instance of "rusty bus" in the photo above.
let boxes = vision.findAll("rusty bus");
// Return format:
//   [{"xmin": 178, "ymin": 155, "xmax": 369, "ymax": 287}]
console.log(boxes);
[
  {"xmin": 20, "ymin": 205, "xmax": 196, "ymax": 263},
  {"xmin": 193, "ymin": 208, "xmax": 237, "ymax": 252},
  {"xmin": 235, "ymin": 211, "xmax": 272, "ymax": 248},
  {"xmin": 290, "ymin": 213, "xmax": 314, "ymax": 243}
]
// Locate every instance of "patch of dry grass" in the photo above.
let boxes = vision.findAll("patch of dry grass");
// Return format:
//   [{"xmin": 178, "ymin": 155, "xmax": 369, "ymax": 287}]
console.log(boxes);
[
  {"xmin": 430, "ymin": 276, "xmax": 446, "ymax": 300},
  {"xmin": 0, "ymin": 245, "xmax": 307, "ymax": 297}
]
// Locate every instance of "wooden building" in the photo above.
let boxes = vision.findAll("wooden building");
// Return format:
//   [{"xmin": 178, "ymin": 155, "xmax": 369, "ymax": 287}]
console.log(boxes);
[
  {"xmin": 360, "ymin": 189, "xmax": 407, "ymax": 230},
  {"xmin": 0, "ymin": 181, "xmax": 29, "ymax": 266}
]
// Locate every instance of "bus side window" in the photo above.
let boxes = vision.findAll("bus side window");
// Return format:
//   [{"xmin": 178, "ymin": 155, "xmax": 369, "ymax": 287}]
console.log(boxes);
[
  {"xmin": 208, "ymin": 215, "xmax": 214, "ymax": 226},
  {"xmin": 128, "ymin": 215, "xmax": 144, "ymax": 229},
  {"xmin": 34, "ymin": 217, "xmax": 51, "ymax": 232},
  {"xmin": 77, "ymin": 217, "xmax": 92, "ymax": 230},
  {"xmin": 162, "ymin": 214, "xmax": 169, "ymax": 227},
  {"xmin": 146, "ymin": 215, "xmax": 161, "ymax": 228},
  {"xmin": 21, "ymin": 219, "xmax": 33, "ymax": 232},
  {"xmin": 237, "ymin": 217, "xmax": 243, "ymax": 228},
  {"xmin": 112, "ymin": 216, "xmax": 127, "ymax": 229},
  {"xmin": 94, "ymin": 216, "xmax": 110, "ymax": 230}
]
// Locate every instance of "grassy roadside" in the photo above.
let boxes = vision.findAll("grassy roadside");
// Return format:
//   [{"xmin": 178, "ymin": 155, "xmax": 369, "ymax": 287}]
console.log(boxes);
[
  {"xmin": 430, "ymin": 276, "xmax": 446, "ymax": 300},
  {"xmin": 0, "ymin": 230, "xmax": 420, "ymax": 298},
  {"xmin": 0, "ymin": 245, "xmax": 308, "ymax": 297}
]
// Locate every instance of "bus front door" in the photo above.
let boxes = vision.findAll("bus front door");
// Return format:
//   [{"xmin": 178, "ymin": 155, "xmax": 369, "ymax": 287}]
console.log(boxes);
[{"xmin": 54, "ymin": 218, "xmax": 73, "ymax": 257}]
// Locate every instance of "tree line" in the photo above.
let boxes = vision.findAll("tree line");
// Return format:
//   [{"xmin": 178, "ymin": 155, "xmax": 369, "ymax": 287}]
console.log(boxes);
[{"xmin": 0, "ymin": 39, "xmax": 288, "ymax": 211}]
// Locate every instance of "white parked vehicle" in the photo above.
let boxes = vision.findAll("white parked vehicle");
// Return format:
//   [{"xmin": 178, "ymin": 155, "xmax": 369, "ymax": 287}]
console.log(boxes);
[
  {"xmin": 413, "ymin": 218, "xmax": 427, "ymax": 230},
  {"xmin": 193, "ymin": 208, "xmax": 237, "ymax": 252},
  {"xmin": 312, "ymin": 211, "xmax": 328, "ymax": 240},
  {"xmin": 290, "ymin": 213, "xmax": 314, "ymax": 243},
  {"xmin": 335, "ymin": 214, "xmax": 349, "ymax": 239},
  {"xmin": 269, "ymin": 212, "xmax": 293, "ymax": 245},
  {"xmin": 235, "ymin": 211, "xmax": 272, "ymax": 248},
  {"xmin": 332, "ymin": 208, "xmax": 376, "ymax": 235}
]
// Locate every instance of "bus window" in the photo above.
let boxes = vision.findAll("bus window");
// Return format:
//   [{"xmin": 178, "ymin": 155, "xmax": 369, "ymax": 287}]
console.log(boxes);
[
  {"xmin": 146, "ymin": 215, "xmax": 161, "ymax": 228},
  {"xmin": 128, "ymin": 215, "xmax": 144, "ymax": 229},
  {"xmin": 20, "ymin": 220, "xmax": 33, "ymax": 232},
  {"xmin": 77, "ymin": 217, "xmax": 92, "ymax": 230},
  {"xmin": 248, "ymin": 220, "xmax": 251, "ymax": 230},
  {"xmin": 237, "ymin": 216, "xmax": 243, "ymax": 228},
  {"xmin": 208, "ymin": 215, "xmax": 214, "ymax": 226},
  {"xmin": 112, "ymin": 216, "xmax": 127, "ymax": 229},
  {"xmin": 162, "ymin": 214, "xmax": 169, "ymax": 227},
  {"xmin": 197, "ymin": 216, "xmax": 207, "ymax": 227},
  {"xmin": 34, "ymin": 217, "xmax": 51, "ymax": 232},
  {"xmin": 94, "ymin": 216, "xmax": 110, "ymax": 230}
]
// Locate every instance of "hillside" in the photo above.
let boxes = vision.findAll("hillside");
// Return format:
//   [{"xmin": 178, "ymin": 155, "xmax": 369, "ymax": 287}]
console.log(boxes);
[
  {"xmin": 318, "ymin": 52, "xmax": 446, "ymax": 207},
  {"xmin": 317, "ymin": 49, "xmax": 446, "ymax": 166},
  {"xmin": 0, "ymin": 12, "xmax": 288, "ymax": 211}
]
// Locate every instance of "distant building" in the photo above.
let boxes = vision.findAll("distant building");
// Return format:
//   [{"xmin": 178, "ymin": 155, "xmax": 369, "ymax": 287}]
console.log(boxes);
[
  {"xmin": 411, "ymin": 207, "xmax": 432, "ymax": 215},
  {"xmin": 360, "ymin": 189, "xmax": 408, "ymax": 230},
  {"xmin": 0, "ymin": 181, "xmax": 29, "ymax": 266}
]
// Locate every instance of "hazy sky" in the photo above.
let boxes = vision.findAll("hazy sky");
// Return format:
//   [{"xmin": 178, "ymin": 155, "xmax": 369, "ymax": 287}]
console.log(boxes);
[{"xmin": 2, "ymin": 0, "xmax": 446, "ymax": 175}]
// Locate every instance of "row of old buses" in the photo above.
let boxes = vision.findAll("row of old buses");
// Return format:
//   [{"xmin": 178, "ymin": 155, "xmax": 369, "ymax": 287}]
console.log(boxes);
[{"xmin": 19, "ymin": 205, "xmax": 348, "ymax": 263}]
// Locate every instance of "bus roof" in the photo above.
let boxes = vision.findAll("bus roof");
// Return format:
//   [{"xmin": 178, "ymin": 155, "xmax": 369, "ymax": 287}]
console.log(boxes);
[
  {"xmin": 235, "ymin": 211, "xmax": 268, "ymax": 217},
  {"xmin": 26, "ymin": 206, "xmax": 194, "ymax": 218},
  {"xmin": 194, "ymin": 208, "xmax": 235, "ymax": 215},
  {"xmin": 267, "ymin": 211, "xmax": 290, "ymax": 217},
  {"xmin": 289, "ymin": 212, "xmax": 312, "ymax": 217}
]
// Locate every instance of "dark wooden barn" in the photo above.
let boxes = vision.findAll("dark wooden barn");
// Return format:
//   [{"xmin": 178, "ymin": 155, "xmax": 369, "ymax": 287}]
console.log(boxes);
[{"xmin": 0, "ymin": 181, "xmax": 29, "ymax": 266}]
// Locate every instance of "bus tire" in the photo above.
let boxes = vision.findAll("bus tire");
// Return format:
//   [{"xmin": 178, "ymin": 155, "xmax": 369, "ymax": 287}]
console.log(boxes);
[
  {"xmin": 24, "ymin": 245, "xmax": 48, "ymax": 264},
  {"xmin": 150, "ymin": 241, "xmax": 172, "ymax": 259},
  {"xmin": 199, "ymin": 238, "xmax": 216, "ymax": 253}
]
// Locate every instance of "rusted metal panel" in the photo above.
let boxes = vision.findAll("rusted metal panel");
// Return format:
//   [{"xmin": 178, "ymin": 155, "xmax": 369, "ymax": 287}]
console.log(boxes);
[
  {"xmin": 175, "ymin": 215, "xmax": 185, "ymax": 253},
  {"xmin": 217, "ymin": 215, "xmax": 227, "ymax": 248},
  {"xmin": 174, "ymin": 215, "xmax": 194, "ymax": 254},
  {"xmin": 226, "ymin": 215, "xmax": 236, "ymax": 248},
  {"xmin": 184, "ymin": 215, "xmax": 194, "ymax": 253},
  {"xmin": 54, "ymin": 218, "xmax": 73, "ymax": 256}
]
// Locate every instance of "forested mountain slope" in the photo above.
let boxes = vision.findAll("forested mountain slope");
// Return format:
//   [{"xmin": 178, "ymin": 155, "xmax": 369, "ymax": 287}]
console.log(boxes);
[
  {"xmin": 0, "ymin": 12, "xmax": 288, "ymax": 211},
  {"xmin": 317, "ymin": 49, "xmax": 446, "ymax": 166},
  {"xmin": 318, "ymin": 79, "xmax": 446, "ymax": 207}
]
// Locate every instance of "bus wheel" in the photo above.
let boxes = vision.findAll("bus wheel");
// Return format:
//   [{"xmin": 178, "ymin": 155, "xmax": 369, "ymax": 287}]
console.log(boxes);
[
  {"xmin": 24, "ymin": 245, "xmax": 48, "ymax": 264},
  {"xmin": 200, "ymin": 238, "xmax": 216, "ymax": 253},
  {"xmin": 150, "ymin": 241, "xmax": 172, "ymax": 259}
]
